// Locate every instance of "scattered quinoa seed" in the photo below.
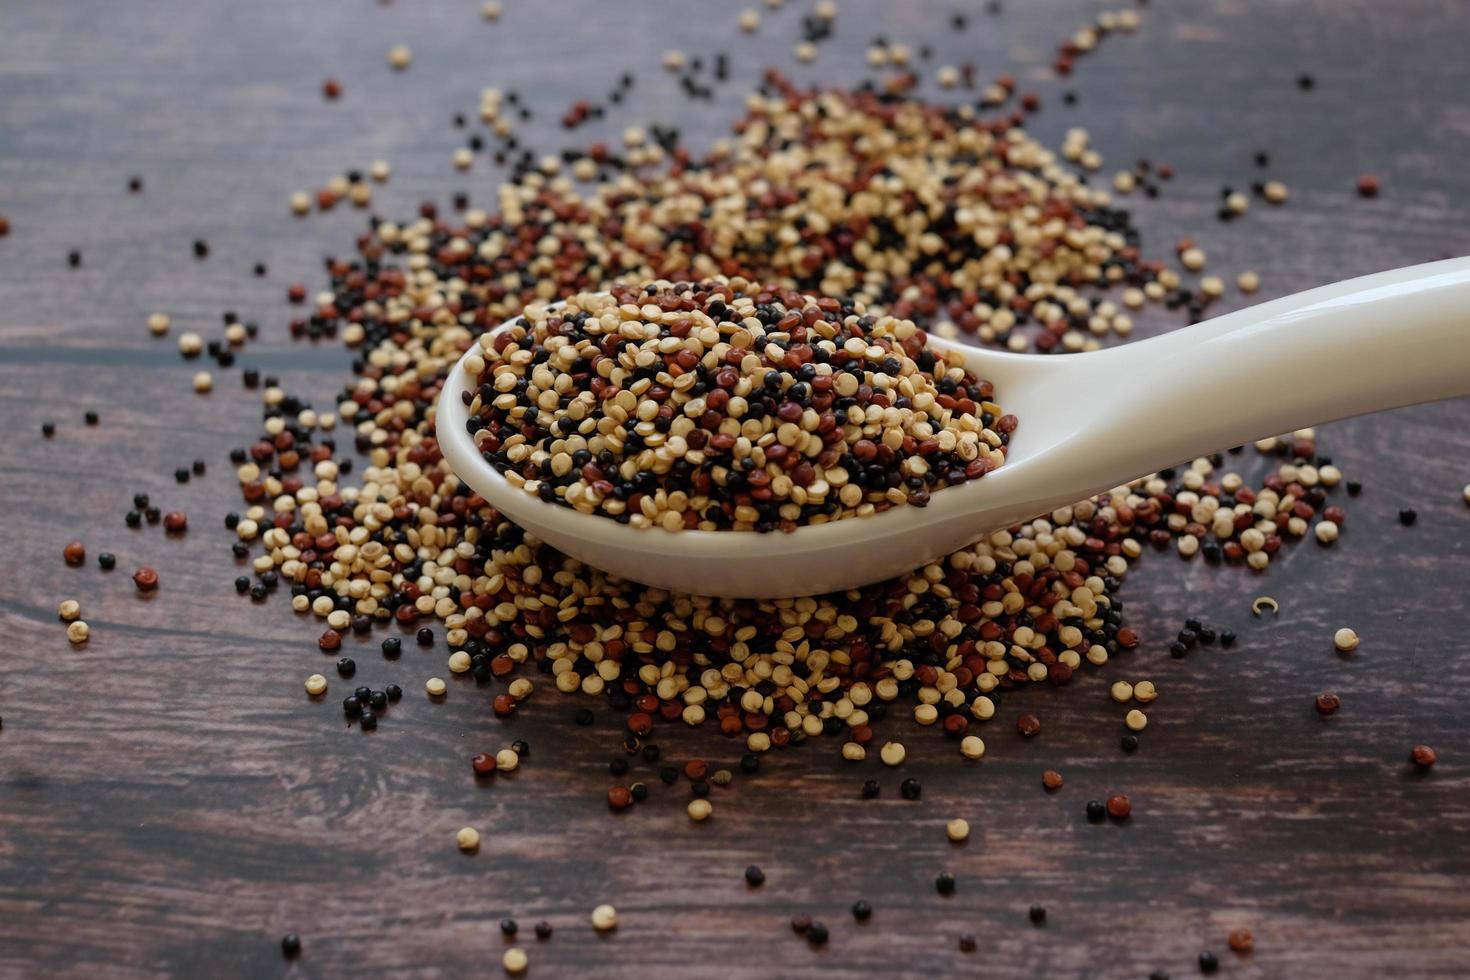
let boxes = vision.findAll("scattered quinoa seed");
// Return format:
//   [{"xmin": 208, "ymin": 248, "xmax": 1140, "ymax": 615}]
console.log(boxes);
[
  {"xmin": 456, "ymin": 827, "xmax": 480, "ymax": 851},
  {"xmin": 946, "ymin": 818, "xmax": 970, "ymax": 842},
  {"xmin": 502, "ymin": 948, "xmax": 527, "ymax": 975},
  {"xmin": 1333, "ymin": 628, "xmax": 1359, "ymax": 652},
  {"xmin": 1411, "ymin": 745, "xmax": 1437, "ymax": 768},
  {"xmin": 591, "ymin": 904, "xmax": 618, "ymax": 931}
]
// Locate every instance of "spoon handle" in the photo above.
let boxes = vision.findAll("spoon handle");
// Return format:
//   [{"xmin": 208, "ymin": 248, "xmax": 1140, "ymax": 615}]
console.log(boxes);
[{"xmin": 1059, "ymin": 256, "xmax": 1470, "ymax": 486}]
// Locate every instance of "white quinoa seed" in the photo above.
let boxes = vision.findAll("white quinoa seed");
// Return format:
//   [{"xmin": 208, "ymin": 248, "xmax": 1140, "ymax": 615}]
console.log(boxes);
[
  {"xmin": 879, "ymin": 741, "xmax": 906, "ymax": 766},
  {"xmin": 192, "ymin": 371, "xmax": 213, "ymax": 393},
  {"xmin": 687, "ymin": 798, "xmax": 713, "ymax": 821},
  {"xmin": 1314, "ymin": 520, "xmax": 1339, "ymax": 544},
  {"xmin": 1124, "ymin": 708, "xmax": 1148, "ymax": 731},
  {"xmin": 496, "ymin": 748, "xmax": 519, "ymax": 771},
  {"xmin": 426, "ymin": 677, "xmax": 448, "ymax": 696},
  {"xmin": 177, "ymin": 331, "xmax": 203, "ymax": 356},
  {"xmin": 388, "ymin": 44, "xmax": 412, "ymax": 70},
  {"xmin": 591, "ymin": 904, "xmax": 618, "ymax": 931},
  {"xmin": 147, "ymin": 313, "xmax": 170, "ymax": 336},
  {"xmin": 304, "ymin": 673, "xmax": 328, "ymax": 696},
  {"xmin": 1237, "ymin": 270, "xmax": 1260, "ymax": 293},
  {"xmin": 959, "ymin": 735, "xmax": 985, "ymax": 760},
  {"xmin": 289, "ymin": 191, "xmax": 311, "ymax": 215},
  {"xmin": 502, "ymin": 948, "xmax": 527, "ymax": 975},
  {"xmin": 738, "ymin": 8, "xmax": 760, "ymax": 31},
  {"xmin": 481, "ymin": 0, "xmax": 502, "ymax": 20},
  {"xmin": 1110, "ymin": 680, "xmax": 1134, "ymax": 703},
  {"xmin": 946, "ymin": 818, "xmax": 970, "ymax": 842},
  {"xmin": 1263, "ymin": 180, "xmax": 1288, "ymax": 204},
  {"xmin": 1180, "ymin": 247, "xmax": 1206, "ymax": 271},
  {"xmin": 1334, "ymin": 627, "xmax": 1359, "ymax": 652},
  {"xmin": 794, "ymin": 40, "xmax": 816, "ymax": 62},
  {"xmin": 448, "ymin": 650, "xmax": 472, "ymax": 673},
  {"xmin": 369, "ymin": 160, "xmax": 391, "ymax": 182},
  {"xmin": 57, "ymin": 599, "xmax": 81, "ymax": 622},
  {"xmin": 66, "ymin": 620, "xmax": 90, "ymax": 644},
  {"xmin": 1133, "ymin": 680, "xmax": 1158, "ymax": 703},
  {"xmin": 456, "ymin": 826, "xmax": 480, "ymax": 851}
]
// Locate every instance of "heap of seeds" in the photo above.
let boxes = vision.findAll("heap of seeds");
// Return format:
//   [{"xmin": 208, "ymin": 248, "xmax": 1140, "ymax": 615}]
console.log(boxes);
[
  {"xmin": 465, "ymin": 278, "xmax": 1013, "ymax": 530},
  {"xmin": 221, "ymin": 66, "xmax": 1352, "ymax": 773}
]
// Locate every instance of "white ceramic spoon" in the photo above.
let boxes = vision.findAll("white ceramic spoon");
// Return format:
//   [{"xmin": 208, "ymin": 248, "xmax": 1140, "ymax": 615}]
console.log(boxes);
[{"xmin": 438, "ymin": 257, "xmax": 1470, "ymax": 598}]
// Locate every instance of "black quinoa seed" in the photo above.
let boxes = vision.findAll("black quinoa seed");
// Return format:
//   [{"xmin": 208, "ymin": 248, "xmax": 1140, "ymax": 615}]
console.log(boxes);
[
  {"xmin": 359, "ymin": 710, "xmax": 377, "ymax": 731},
  {"xmin": 852, "ymin": 900, "xmax": 872, "ymax": 921},
  {"xmin": 861, "ymin": 779, "xmax": 880, "ymax": 799},
  {"xmin": 745, "ymin": 865, "xmax": 765, "ymax": 886},
  {"xmin": 1398, "ymin": 508, "xmax": 1417, "ymax": 526},
  {"xmin": 1199, "ymin": 951, "xmax": 1219, "ymax": 974},
  {"xmin": 936, "ymin": 872, "xmax": 956, "ymax": 895},
  {"xmin": 42, "ymin": 422, "xmax": 55, "ymax": 437},
  {"xmin": 98, "ymin": 552, "xmax": 116, "ymax": 570},
  {"xmin": 336, "ymin": 657, "xmax": 356, "ymax": 677},
  {"xmin": 416, "ymin": 627, "xmax": 434, "ymax": 646},
  {"xmin": 281, "ymin": 934, "xmax": 301, "ymax": 957},
  {"xmin": 382, "ymin": 636, "xmax": 402, "ymax": 657},
  {"xmin": 1029, "ymin": 904, "xmax": 1047, "ymax": 925},
  {"xmin": 806, "ymin": 922, "xmax": 828, "ymax": 945},
  {"xmin": 1086, "ymin": 800, "xmax": 1107, "ymax": 822},
  {"xmin": 500, "ymin": 918, "xmax": 518, "ymax": 936},
  {"xmin": 385, "ymin": 684, "xmax": 402, "ymax": 702},
  {"xmin": 534, "ymin": 921, "xmax": 552, "ymax": 940},
  {"xmin": 900, "ymin": 777, "xmax": 922, "ymax": 800}
]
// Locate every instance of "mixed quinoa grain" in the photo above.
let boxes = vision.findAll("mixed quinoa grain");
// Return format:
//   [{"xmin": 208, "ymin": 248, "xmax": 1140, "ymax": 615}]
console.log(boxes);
[{"xmin": 464, "ymin": 279, "xmax": 1013, "ymax": 530}]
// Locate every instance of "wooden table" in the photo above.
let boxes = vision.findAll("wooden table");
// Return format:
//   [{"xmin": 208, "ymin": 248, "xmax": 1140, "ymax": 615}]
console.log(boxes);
[{"xmin": 3, "ymin": 1, "xmax": 1468, "ymax": 976}]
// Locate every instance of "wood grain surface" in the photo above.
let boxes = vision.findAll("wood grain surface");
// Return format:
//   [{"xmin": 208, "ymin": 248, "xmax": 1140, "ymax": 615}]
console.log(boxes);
[{"xmin": 2, "ymin": 1, "xmax": 1469, "ymax": 977}]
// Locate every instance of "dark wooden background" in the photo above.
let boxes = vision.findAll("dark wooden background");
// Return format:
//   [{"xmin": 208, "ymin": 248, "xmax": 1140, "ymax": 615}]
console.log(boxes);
[{"xmin": 3, "ymin": 1, "xmax": 1469, "ymax": 977}]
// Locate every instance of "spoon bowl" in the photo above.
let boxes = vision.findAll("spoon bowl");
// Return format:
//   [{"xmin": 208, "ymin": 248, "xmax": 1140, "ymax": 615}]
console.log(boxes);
[{"xmin": 438, "ymin": 258, "xmax": 1470, "ymax": 598}]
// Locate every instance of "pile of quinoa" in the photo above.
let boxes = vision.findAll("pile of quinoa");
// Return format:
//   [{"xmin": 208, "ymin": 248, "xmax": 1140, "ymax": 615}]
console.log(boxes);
[
  {"xmin": 464, "ymin": 278, "xmax": 1013, "ymax": 530},
  {"xmin": 219, "ymin": 71, "xmax": 1350, "ymax": 770}
]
